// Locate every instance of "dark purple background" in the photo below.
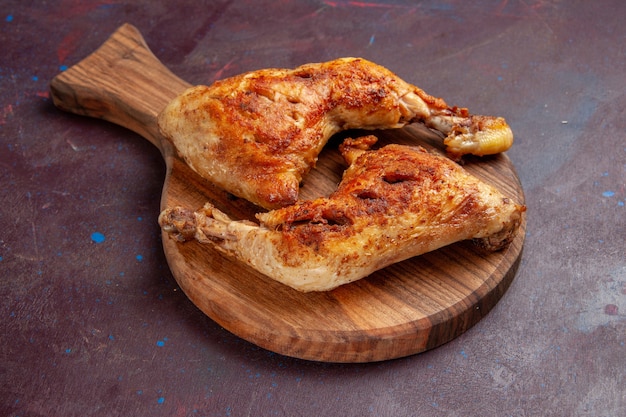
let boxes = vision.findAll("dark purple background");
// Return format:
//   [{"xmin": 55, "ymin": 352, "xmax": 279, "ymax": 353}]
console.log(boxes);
[{"xmin": 1, "ymin": 1, "xmax": 624, "ymax": 416}]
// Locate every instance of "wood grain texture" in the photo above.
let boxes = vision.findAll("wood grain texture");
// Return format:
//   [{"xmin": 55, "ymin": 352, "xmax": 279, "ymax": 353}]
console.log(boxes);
[{"xmin": 50, "ymin": 24, "xmax": 526, "ymax": 363}]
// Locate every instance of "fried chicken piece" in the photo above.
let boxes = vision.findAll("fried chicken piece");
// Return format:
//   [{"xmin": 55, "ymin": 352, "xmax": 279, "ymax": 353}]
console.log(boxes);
[
  {"xmin": 158, "ymin": 58, "xmax": 513, "ymax": 209},
  {"xmin": 159, "ymin": 136, "xmax": 525, "ymax": 292}
]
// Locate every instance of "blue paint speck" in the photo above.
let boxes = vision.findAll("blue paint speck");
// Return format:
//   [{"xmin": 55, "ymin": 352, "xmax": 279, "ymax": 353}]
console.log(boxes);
[
  {"xmin": 602, "ymin": 191, "xmax": 615, "ymax": 197},
  {"xmin": 460, "ymin": 349, "xmax": 468, "ymax": 359},
  {"xmin": 91, "ymin": 232, "xmax": 105, "ymax": 243},
  {"xmin": 65, "ymin": 348, "xmax": 72, "ymax": 354},
  {"xmin": 136, "ymin": 390, "xmax": 143, "ymax": 395},
  {"xmin": 369, "ymin": 34, "xmax": 375, "ymax": 46},
  {"xmin": 0, "ymin": 256, "xmax": 3, "ymax": 261},
  {"xmin": 109, "ymin": 334, "xmax": 115, "ymax": 341},
  {"xmin": 136, "ymin": 254, "xmax": 143, "ymax": 261},
  {"xmin": 156, "ymin": 340, "xmax": 165, "ymax": 347},
  {"xmin": 618, "ymin": 201, "xmax": 624, "ymax": 207},
  {"xmin": 157, "ymin": 397, "xmax": 165, "ymax": 404},
  {"xmin": 6, "ymin": 15, "xmax": 13, "ymax": 22},
  {"xmin": 59, "ymin": 65, "xmax": 68, "ymax": 71}
]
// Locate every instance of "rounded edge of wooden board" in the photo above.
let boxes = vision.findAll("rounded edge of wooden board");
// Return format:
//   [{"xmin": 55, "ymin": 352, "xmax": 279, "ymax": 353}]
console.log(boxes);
[{"xmin": 160, "ymin": 144, "xmax": 526, "ymax": 363}]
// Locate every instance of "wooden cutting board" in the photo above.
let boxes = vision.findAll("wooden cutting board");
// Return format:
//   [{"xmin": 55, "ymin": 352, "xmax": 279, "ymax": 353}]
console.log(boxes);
[{"xmin": 50, "ymin": 24, "xmax": 526, "ymax": 363}]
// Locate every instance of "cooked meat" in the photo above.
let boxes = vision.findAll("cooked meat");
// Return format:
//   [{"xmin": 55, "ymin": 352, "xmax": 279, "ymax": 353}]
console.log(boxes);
[
  {"xmin": 158, "ymin": 57, "xmax": 513, "ymax": 209},
  {"xmin": 159, "ymin": 136, "xmax": 525, "ymax": 292}
]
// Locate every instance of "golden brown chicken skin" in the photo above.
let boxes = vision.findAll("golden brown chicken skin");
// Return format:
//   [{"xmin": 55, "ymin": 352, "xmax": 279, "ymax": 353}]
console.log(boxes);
[
  {"xmin": 159, "ymin": 136, "xmax": 524, "ymax": 292},
  {"xmin": 158, "ymin": 58, "xmax": 513, "ymax": 209}
]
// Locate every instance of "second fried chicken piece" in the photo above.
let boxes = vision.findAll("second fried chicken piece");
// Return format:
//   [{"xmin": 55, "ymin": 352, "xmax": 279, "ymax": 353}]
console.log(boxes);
[{"xmin": 159, "ymin": 136, "xmax": 524, "ymax": 292}]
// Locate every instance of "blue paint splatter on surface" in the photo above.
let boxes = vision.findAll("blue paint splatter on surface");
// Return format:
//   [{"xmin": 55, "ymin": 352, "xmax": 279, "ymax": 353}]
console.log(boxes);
[
  {"xmin": 91, "ymin": 232, "xmax": 105, "ymax": 243},
  {"xmin": 602, "ymin": 191, "xmax": 615, "ymax": 197},
  {"xmin": 618, "ymin": 201, "xmax": 624, "ymax": 207},
  {"xmin": 136, "ymin": 254, "xmax": 143, "ymax": 261},
  {"xmin": 109, "ymin": 334, "xmax": 115, "ymax": 341},
  {"xmin": 157, "ymin": 397, "xmax": 165, "ymax": 404},
  {"xmin": 65, "ymin": 348, "xmax": 71, "ymax": 354},
  {"xmin": 156, "ymin": 340, "xmax": 165, "ymax": 347},
  {"xmin": 460, "ymin": 349, "xmax": 468, "ymax": 359},
  {"xmin": 0, "ymin": 256, "xmax": 3, "ymax": 261},
  {"xmin": 59, "ymin": 65, "xmax": 68, "ymax": 71},
  {"xmin": 6, "ymin": 15, "xmax": 13, "ymax": 22}
]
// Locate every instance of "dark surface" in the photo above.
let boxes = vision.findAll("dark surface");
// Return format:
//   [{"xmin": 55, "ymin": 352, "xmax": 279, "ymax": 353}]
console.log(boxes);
[{"xmin": 1, "ymin": 1, "xmax": 624, "ymax": 416}]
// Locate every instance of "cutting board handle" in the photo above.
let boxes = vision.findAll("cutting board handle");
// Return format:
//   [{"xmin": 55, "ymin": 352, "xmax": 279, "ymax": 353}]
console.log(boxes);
[{"xmin": 49, "ymin": 23, "xmax": 191, "ymax": 151}]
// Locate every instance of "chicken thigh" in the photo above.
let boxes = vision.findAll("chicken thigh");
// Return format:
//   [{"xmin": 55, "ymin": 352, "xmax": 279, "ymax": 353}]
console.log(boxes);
[
  {"xmin": 158, "ymin": 58, "xmax": 513, "ymax": 209},
  {"xmin": 159, "ymin": 136, "xmax": 525, "ymax": 292}
]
